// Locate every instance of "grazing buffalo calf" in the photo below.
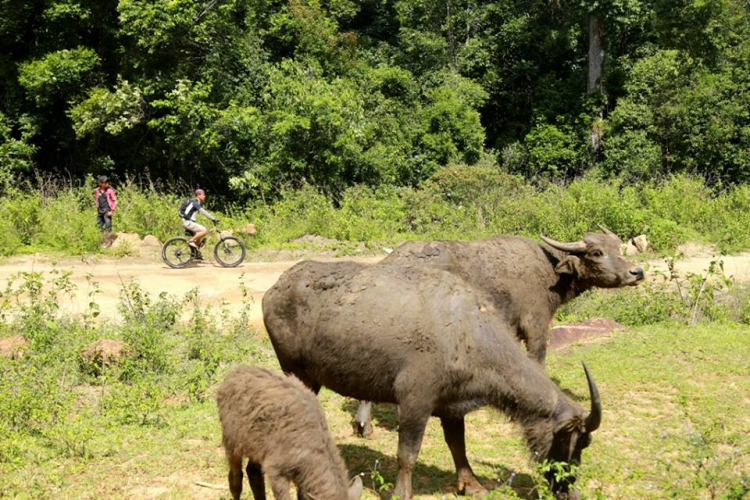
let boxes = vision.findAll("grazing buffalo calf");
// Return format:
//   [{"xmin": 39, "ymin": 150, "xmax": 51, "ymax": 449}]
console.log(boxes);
[
  {"xmin": 264, "ymin": 264, "xmax": 602, "ymax": 499},
  {"xmin": 217, "ymin": 366, "xmax": 363, "ymax": 500}
]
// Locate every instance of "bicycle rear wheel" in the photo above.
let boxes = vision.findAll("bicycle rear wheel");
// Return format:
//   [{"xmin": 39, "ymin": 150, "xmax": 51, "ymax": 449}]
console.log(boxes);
[
  {"xmin": 214, "ymin": 236, "xmax": 246, "ymax": 268},
  {"xmin": 162, "ymin": 237, "xmax": 194, "ymax": 269}
]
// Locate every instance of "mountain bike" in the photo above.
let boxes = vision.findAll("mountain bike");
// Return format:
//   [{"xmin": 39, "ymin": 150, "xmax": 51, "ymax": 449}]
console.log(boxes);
[{"xmin": 162, "ymin": 222, "xmax": 246, "ymax": 269}]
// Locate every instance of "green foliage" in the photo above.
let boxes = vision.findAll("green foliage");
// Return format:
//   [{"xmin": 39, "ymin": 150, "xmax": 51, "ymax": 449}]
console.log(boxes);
[
  {"xmin": 2, "ymin": 0, "xmax": 749, "ymax": 193},
  {"xmin": 0, "ymin": 179, "xmax": 249, "ymax": 255},
  {"xmin": 68, "ymin": 80, "xmax": 145, "ymax": 138},
  {"xmin": 603, "ymin": 45, "xmax": 750, "ymax": 182},
  {"xmin": 7, "ymin": 172, "xmax": 750, "ymax": 256},
  {"xmin": 524, "ymin": 122, "xmax": 584, "ymax": 179},
  {"xmin": 17, "ymin": 47, "xmax": 99, "ymax": 106},
  {"xmin": 0, "ymin": 267, "xmax": 269, "ymax": 475},
  {"xmin": 1, "ymin": 269, "xmax": 749, "ymax": 498},
  {"xmin": 558, "ymin": 254, "xmax": 745, "ymax": 326},
  {"xmin": 0, "ymin": 113, "xmax": 36, "ymax": 182},
  {"xmin": 420, "ymin": 76, "xmax": 487, "ymax": 168}
]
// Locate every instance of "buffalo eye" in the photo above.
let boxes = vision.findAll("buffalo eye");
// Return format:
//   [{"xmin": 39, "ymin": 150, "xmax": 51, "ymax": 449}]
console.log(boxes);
[{"xmin": 590, "ymin": 250, "xmax": 603, "ymax": 258}]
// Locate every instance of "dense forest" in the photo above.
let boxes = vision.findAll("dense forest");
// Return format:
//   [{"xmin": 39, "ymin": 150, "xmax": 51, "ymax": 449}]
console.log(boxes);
[{"xmin": 1, "ymin": 0, "xmax": 749, "ymax": 198}]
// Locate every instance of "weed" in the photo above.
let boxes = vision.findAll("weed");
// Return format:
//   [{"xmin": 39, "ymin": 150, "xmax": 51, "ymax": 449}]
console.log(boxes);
[
  {"xmin": 370, "ymin": 459, "xmax": 398, "ymax": 499},
  {"xmin": 559, "ymin": 254, "xmax": 743, "ymax": 326}
]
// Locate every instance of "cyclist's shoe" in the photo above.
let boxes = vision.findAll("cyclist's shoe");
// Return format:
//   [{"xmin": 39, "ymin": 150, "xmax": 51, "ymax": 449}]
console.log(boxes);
[
  {"xmin": 194, "ymin": 251, "xmax": 204, "ymax": 261},
  {"xmin": 188, "ymin": 241, "xmax": 198, "ymax": 249}
]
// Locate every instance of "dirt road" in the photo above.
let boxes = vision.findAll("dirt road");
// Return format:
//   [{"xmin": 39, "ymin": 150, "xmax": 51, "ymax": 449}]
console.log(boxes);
[
  {"xmin": 2, "ymin": 244, "xmax": 750, "ymax": 329},
  {"xmin": 0, "ymin": 251, "xmax": 383, "ymax": 328}
]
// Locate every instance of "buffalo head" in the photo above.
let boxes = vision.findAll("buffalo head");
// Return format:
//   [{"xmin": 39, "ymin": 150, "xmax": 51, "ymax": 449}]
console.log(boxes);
[
  {"xmin": 530, "ymin": 363, "xmax": 602, "ymax": 500},
  {"xmin": 541, "ymin": 227, "xmax": 645, "ymax": 288}
]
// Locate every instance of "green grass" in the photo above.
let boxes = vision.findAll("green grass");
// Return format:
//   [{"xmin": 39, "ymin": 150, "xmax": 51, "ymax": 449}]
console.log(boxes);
[
  {"xmin": 8, "ymin": 171, "xmax": 750, "ymax": 258},
  {"xmin": 1, "ymin": 321, "xmax": 747, "ymax": 499}
]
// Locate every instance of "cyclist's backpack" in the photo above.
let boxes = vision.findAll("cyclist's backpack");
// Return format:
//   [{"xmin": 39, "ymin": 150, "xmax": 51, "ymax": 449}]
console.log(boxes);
[{"xmin": 178, "ymin": 199, "xmax": 192, "ymax": 219}]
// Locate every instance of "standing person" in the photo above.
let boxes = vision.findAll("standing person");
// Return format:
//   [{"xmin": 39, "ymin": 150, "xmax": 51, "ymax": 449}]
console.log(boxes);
[
  {"xmin": 178, "ymin": 189, "xmax": 219, "ymax": 259},
  {"xmin": 94, "ymin": 175, "xmax": 117, "ymax": 248}
]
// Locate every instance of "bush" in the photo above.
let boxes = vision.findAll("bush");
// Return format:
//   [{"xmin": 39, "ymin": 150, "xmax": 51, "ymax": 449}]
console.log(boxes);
[{"xmin": 4, "ymin": 171, "xmax": 750, "ymax": 256}]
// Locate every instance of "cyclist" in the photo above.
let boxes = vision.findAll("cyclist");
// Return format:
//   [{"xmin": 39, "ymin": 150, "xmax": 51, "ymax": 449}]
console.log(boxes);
[{"xmin": 179, "ymin": 189, "xmax": 219, "ymax": 258}]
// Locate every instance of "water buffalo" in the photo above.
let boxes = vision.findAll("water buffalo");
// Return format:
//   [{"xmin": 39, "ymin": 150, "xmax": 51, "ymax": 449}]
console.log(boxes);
[
  {"xmin": 217, "ymin": 366, "xmax": 364, "ymax": 500},
  {"xmin": 263, "ymin": 263, "xmax": 602, "ymax": 499},
  {"xmin": 382, "ymin": 228, "xmax": 644, "ymax": 363},
  {"xmin": 354, "ymin": 229, "xmax": 643, "ymax": 436}
]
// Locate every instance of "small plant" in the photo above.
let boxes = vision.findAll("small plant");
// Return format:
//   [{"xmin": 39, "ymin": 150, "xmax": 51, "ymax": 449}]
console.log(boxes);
[
  {"xmin": 369, "ymin": 459, "xmax": 398, "ymax": 499},
  {"xmin": 102, "ymin": 375, "xmax": 165, "ymax": 427}
]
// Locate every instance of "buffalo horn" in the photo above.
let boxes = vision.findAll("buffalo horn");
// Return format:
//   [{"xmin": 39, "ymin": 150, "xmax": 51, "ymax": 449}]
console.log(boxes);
[
  {"xmin": 540, "ymin": 235, "xmax": 587, "ymax": 254},
  {"xmin": 582, "ymin": 362, "xmax": 602, "ymax": 432},
  {"xmin": 598, "ymin": 224, "xmax": 623, "ymax": 244}
]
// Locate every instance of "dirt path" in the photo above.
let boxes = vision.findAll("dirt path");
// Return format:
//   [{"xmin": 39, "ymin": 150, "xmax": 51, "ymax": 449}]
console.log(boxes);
[
  {"xmin": 0, "ymin": 251, "xmax": 383, "ymax": 329},
  {"xmin": 2, "ymin": 244, "xmax": 750, "ymax": 329}
]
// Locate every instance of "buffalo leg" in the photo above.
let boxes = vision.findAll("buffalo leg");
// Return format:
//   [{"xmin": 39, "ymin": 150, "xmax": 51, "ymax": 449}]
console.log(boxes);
[
  {"xmin": 526, "ymin": 333, "xmax": 548, "ymax": 365},
  {"xmin": 441, "ymin": 417, "xmax": 487, "ymax": 496},
  {"xmin": 269, "ymin": 474, "xmax": 293, "ymax": 500},
  {"xmin": 353, "ymin": 401, "xmax": 374, "ymax": 438},
  {"xmin": 227, "ymin": 452, "xmax": 244, "ymax": 500},
  {"xmin": 393, "ymin": 401, "xmax": 432, "ymax": 499},
  {"xmin": 246, "ymin": 461, "xmax": 266, "ymax": 500},
  {"xmin": 520, "ymin": 321, "xmax": 548, "ymax": 366}
]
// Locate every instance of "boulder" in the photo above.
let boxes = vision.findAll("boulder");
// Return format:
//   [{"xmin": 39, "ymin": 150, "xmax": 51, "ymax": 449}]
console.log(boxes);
[
  {"xmin": 80, "ymin": 339, "xmax": 131, "ymax": 373},
  {"xmin": 549, "ymin": 318, "xmax": 626, "ymax": 349},
  {"xmin": 633, "ymin": 234, "xmax": 650, "ymax": 253},
  {"xmin": 622, "ymin": 241, "xmax": 640, "ymax": 256},
  {"xmin": 142, "ymin": 235, "xmax": 162, "ymax": 247},
  {"xmin": 239, "ymin": 224, "xmax": 257, "ymax": 236},
  {"xmin": 0, "ymin": 335, "xmax": 28, "ymax": 359},
  {"xmin": 220, "ymin": 230, "xmax": 238, "ymax": 247},
  {"xmin": 292, "ymin": 234, "xmax": 337, "ymax": 245},
  {"xmin": 111, "ymin": 232, "xmax": 141, "ymax": 252}
]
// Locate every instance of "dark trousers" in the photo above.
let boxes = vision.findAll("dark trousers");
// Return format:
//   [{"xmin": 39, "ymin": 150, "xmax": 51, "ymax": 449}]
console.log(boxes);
[{"xmin": 97, "ymin": 213, "xmax": 112, "ymax": 232}]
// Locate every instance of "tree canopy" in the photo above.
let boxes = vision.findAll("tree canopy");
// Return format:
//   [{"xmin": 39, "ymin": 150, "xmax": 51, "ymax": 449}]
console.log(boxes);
[{"xmin": 1, "ymin": 0, "xmax": 748, "ymax": 195}]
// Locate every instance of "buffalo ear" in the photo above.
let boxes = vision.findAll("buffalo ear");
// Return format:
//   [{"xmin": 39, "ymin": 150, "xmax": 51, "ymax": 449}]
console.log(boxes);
[{"xmin": 555, "ymin": 256, "xmax": 580, "ymax": 275}]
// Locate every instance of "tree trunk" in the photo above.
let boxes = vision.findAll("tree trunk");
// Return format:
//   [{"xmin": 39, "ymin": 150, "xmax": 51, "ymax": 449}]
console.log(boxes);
[
  {"xmin": 587, "ymin": 15, "xmax": 605, "ymax": 95},
  {"xmin": 588, "ymin": 15, "xmax": 606, "ymax": 157}
]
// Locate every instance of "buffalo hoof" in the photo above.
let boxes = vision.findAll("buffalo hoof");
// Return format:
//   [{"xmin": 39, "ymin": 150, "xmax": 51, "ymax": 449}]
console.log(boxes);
[
  {"xmin": 353, "ymin": 420, "xmax": 373, "ymax": 438},
  {"xmin": 459, "ymin": 480, "xmax": 488, "ymax": 497}
]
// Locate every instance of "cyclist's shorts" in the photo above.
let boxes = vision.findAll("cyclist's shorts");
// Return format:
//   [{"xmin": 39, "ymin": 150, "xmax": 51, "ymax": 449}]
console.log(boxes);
[{"xmin": 182, "ymin": 219, "xmax": 206, "ymax": 234}]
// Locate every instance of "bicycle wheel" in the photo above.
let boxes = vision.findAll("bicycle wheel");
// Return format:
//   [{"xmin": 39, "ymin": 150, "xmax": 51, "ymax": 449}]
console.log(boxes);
[
  {"xmin": 162, "ymin": 237, "xmax": 194, "ymax": 269},
  {"xmin": 214, "ymin": 236, "xmax": 246, "ymax": 268}
]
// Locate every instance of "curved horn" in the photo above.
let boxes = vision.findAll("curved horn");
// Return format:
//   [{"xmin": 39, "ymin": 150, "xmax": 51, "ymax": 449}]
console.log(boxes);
[
  {"xmin": 582, "ymin": 361, "xmax": 602, "ymax": 432},
  {"xmin": 540, "ymin": 235, "xmax": 587, "ymax": 254},
  {"xmin": 598, "ymin": 224, "xmax": 623, "ymax": 244}
]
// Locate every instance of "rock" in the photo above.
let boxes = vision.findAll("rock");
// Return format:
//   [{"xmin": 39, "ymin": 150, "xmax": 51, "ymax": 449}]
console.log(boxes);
[
  {"xmin": 239, "ymin": 224, "xmax": 257, "ymax": 236},
  {"xmin": 0, "ymin": 335, "xmax": 27, "ymax": 359},
  {"xmin": 633, "ymin": 234, "xmax": 650, "ymax": 253},
  {"xmin": 142, "ymin": 234, "xmax": 162, "ymax": 247},
  {"xmin": 549, "ymin": 318, "xmax": 626, "ymax": 349},
  {"xmin": 623, "ymin": 241, "xmax": 639, "ymax": 256},
  {"xmin": 80, "ymin": 339, "xmax": 131, "ymax": 373},
  {"xmin": 111, "ymin": 232, "xmax": 141, "ymax": 252},
  {"xmin": 220, "ymin": 230, "xmax": 238, "ymax": 247},
  {"xmin": 291, "ymin": 234, "xmax": 337, "ymax": 245}
]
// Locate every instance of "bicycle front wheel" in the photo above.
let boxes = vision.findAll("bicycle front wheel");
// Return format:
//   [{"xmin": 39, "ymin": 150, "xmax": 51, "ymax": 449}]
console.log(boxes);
[
  {"xmin": 162, "ymin": 237, "xmax": 194, "ymax": 269},
  {"xmin": 214, "ymin": 236, "xmax": 246, "ymax": 268}
]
